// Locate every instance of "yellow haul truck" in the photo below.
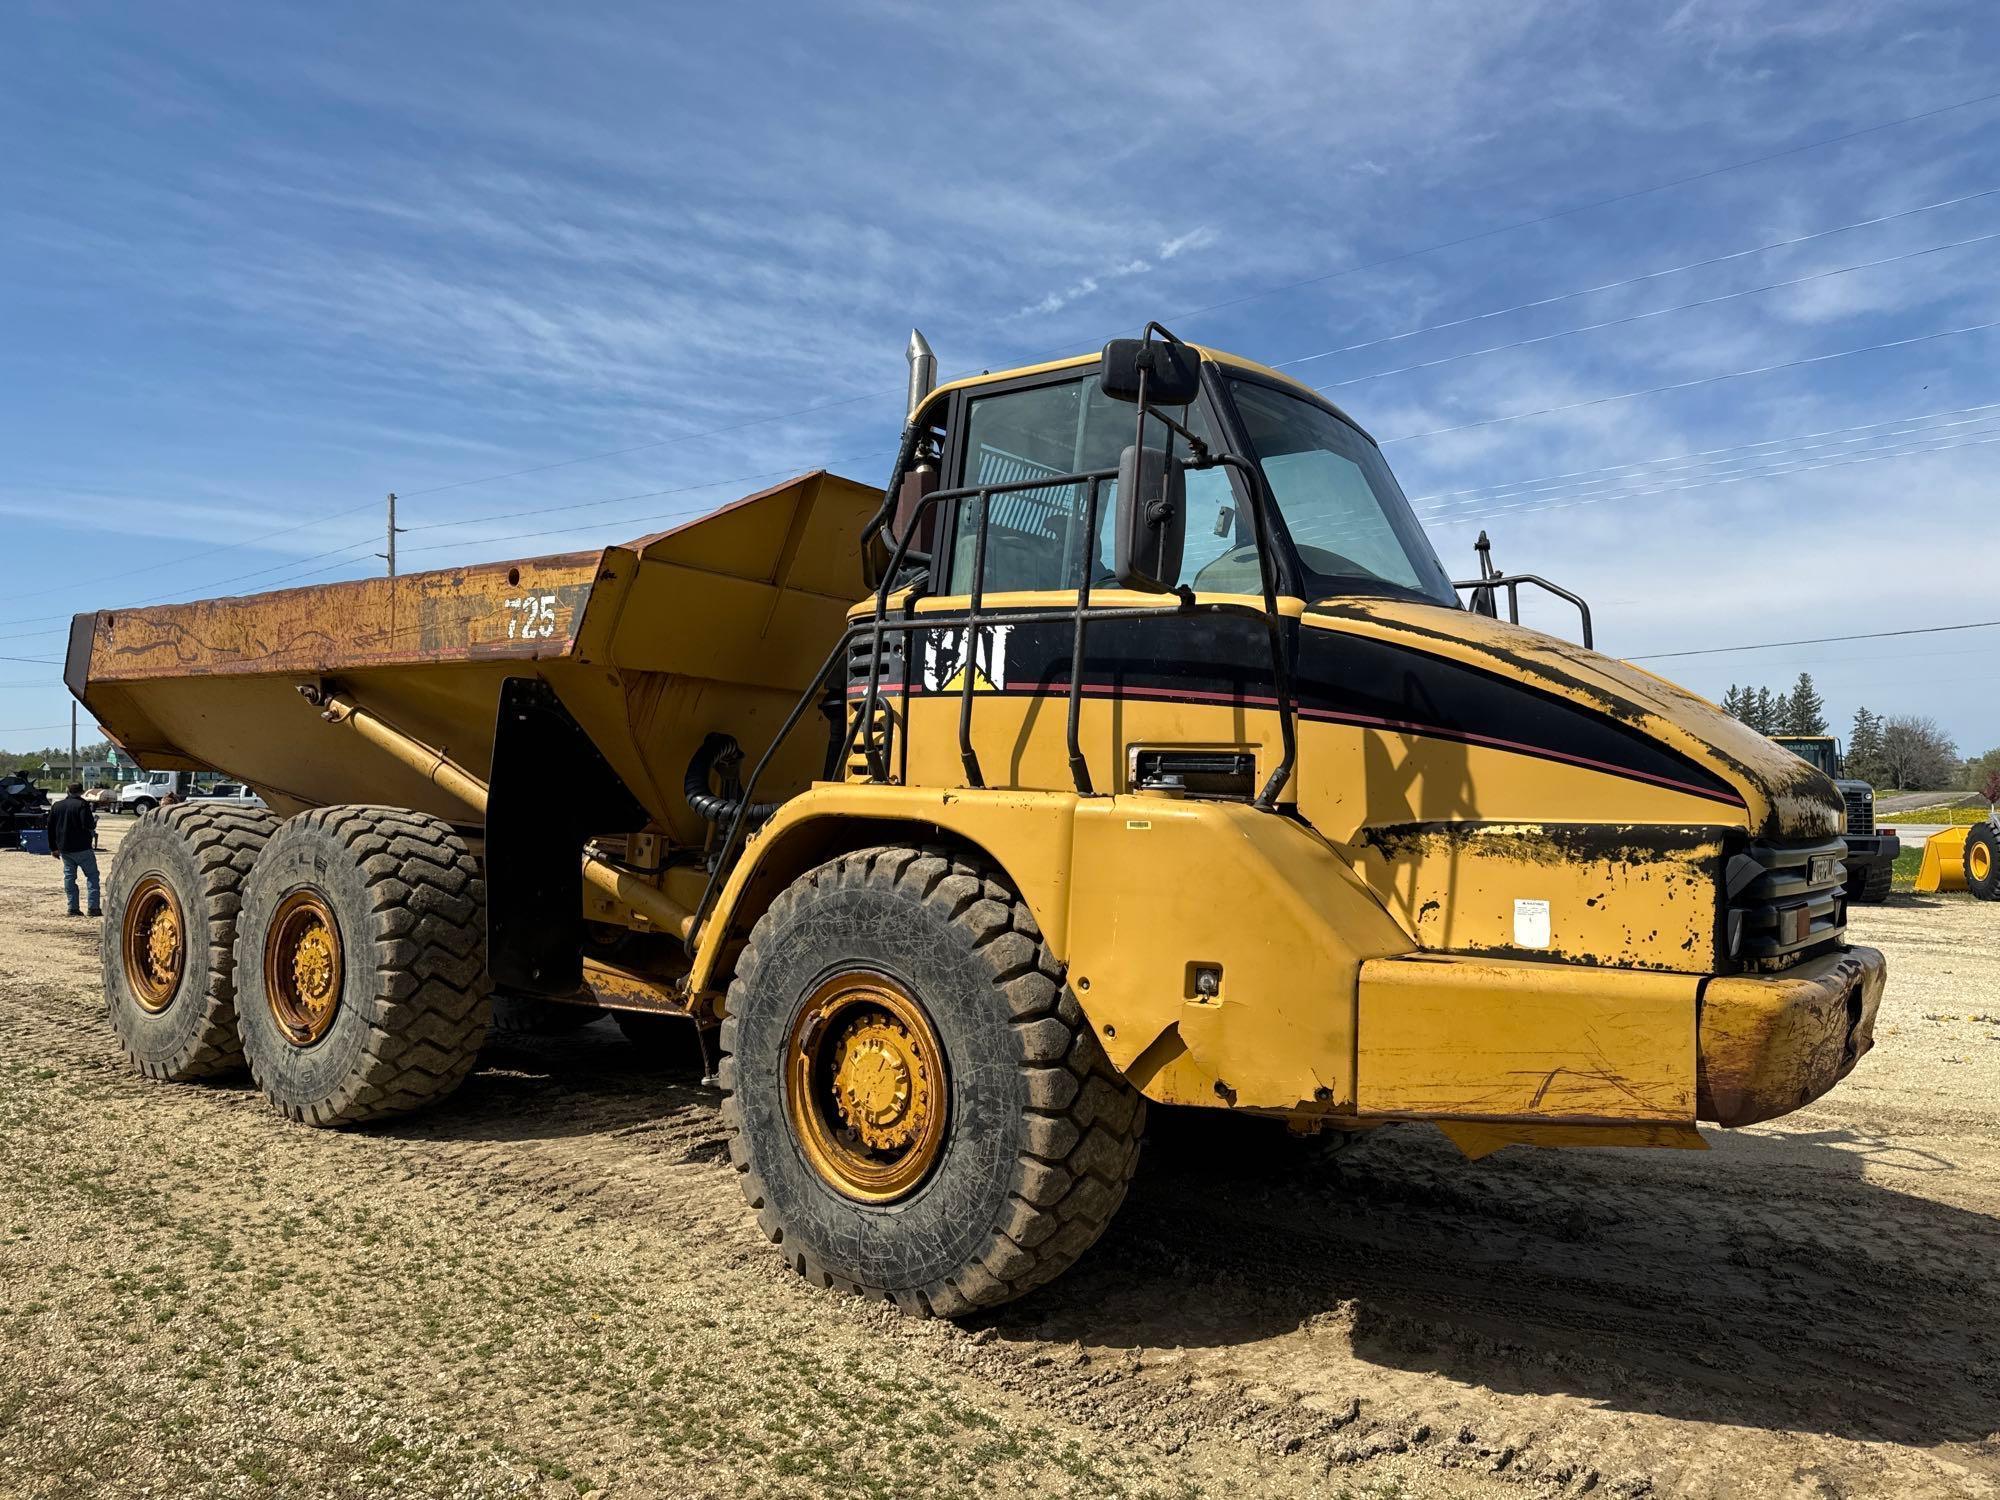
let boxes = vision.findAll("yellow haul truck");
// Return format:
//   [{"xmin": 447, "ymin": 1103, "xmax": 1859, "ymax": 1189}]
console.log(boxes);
[{"xmin": 69, "ymin": 327, "xmax": 1886, "ymax": 1316}]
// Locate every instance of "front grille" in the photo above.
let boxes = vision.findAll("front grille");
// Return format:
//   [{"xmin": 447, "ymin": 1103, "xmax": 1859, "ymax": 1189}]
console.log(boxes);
[
  {"xmin": 1725, "ymin": 836, "xmax": 1847, "ymax": 967},
  {"xmin": 1842, "ymin": 785, "xmax": 1874, "ymax": 835}
]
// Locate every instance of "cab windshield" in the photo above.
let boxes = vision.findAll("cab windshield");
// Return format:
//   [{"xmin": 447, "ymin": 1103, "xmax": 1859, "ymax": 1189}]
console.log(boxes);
[{"xmin": 1228, "ymin": 379, "xmax": 1457, "ymax": 606}]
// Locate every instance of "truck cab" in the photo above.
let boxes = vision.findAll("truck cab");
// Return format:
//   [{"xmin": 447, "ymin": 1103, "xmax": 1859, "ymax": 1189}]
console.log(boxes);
[{"xmin": 116, "ymin": 770, "xmax": 186, "ymax": 813}]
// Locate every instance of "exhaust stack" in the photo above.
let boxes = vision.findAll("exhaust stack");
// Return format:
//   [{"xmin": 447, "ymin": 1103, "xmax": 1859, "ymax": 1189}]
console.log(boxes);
[{"xmin": 906, "ymin": 328, "xmax": 936, "ymax": 419}]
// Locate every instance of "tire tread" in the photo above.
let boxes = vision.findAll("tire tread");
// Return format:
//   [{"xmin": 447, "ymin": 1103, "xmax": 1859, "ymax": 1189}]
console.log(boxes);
[
  {"xmin": 239, "ymin": 806, "xmax": 490, "ymax": 1126},
  {"xmin": 105, "ymin": 804, "xmax": 279, "ymax": 1081},
  {"xmin": 718, "ymin": 844, "xmax": 1144, "ymax": 1318}
]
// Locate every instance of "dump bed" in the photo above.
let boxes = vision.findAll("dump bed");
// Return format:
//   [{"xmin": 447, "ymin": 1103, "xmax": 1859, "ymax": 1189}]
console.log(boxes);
[{"xmin": 68, "ymin": 471, "xmax": 882, "ymax": 836}]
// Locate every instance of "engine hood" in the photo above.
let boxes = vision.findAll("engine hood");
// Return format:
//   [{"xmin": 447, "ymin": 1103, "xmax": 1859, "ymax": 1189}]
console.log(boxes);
[{"xmin": 1303, "ymin": 597, "xmax": 1841, "ymax": 840}]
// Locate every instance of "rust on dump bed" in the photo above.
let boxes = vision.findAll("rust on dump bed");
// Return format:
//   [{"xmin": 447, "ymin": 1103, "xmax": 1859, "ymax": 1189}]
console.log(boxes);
[{"xmin": 73, "ymin": 550, "xmax": 604, "ymax": 685}]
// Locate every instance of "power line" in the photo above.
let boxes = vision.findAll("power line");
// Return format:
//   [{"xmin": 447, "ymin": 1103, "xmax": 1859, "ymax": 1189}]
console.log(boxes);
[
  {"xmin": 1375, "ymin": 315, "xmax": 2000, "ymax": 444},
  {"xmin": 1127, "ymin": 86, "xmax": 2000, "ymax": 329},
  {"xmin": 377, "ymin": 86, "xmax": 2000, "ymax": 505},
  {"xmin": 14, "ymin": 91, "xmax": 1998, "ymax": 630},
  {"xmin": 393, "ymin": 390, "xmax": 903, "ymax": 501},
  {"xmin": 402, "ymin": 492, "xmax": 800, "ymax": 556},
  {"xmin": 397, "ymin": 447, "xmax": 891, "ymax": 536},
  {"xmin": 1406, "ymin": 398, "xmax": 2000, "ymax": 504},
  {"xmin": 1, "ymin": 499, "xmax": 380, "ymax": 606},
  {"xmin": 0, "ymin": 536, "xmax": 382, "ymax": 634},
  {"xmin": 1273, "ymin": 183, "xmax": 2000, "ymax": 371},
  {"xmin": 1629, "ymin": 618, "xmax": 2000, "ymax": 662},
  {"xmin": 1319, "ymin": 228, "xmax": 2000, "ymax": 391},
  {"xmin": 1415, "ymin": 421, "xmax": 2000, "ymax": 521},
  {"xmin": 1426, "ymin": 428, "xmax": 2000, "ymax": 526}
]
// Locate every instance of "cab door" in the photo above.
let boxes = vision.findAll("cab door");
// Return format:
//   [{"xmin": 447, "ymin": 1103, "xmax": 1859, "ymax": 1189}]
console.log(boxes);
[{"xmin": 901, "ymin": 369, "xmax": 1282, "ymax": 797}]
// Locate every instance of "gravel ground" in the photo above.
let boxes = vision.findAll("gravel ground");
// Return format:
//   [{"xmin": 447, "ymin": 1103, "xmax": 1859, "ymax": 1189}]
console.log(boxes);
[{"xmin": 1, "ymin": 821, "xmax": 1996, "ymax": 1500}]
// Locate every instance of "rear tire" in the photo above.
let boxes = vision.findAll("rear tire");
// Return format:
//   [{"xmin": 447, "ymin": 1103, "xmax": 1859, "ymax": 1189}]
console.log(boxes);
[
  {"xmin": 1967, "ymin": 823, "xmax": 2000, "ymax": 902},
  {"xmin": 719, "ymin": 846, "xmax": 1144, "ymax": 1318},
  {"xmin": 234, "ymin": 807, "xmax": 491, "ymax": 1126},
  {"xmin": 1846, "ymin": 860, "xmax": 1894, "ymax": 905},
  {"xmin": 100, "ymin": 805, "xmax": 278, "ymax": 1080}
]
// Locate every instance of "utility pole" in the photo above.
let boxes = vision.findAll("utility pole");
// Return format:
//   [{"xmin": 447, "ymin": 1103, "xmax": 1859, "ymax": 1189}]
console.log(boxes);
[
  {"xmin": 378, "ymin": 492, "xmax": 403, "ymax": 578},
  {"xmin": 69, "ymin": 701, "xmax": 77, "ymax": 786}
]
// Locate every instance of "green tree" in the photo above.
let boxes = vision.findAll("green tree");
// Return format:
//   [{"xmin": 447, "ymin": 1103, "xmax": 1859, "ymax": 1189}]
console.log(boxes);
[
  {"xmin": 1720, "ymin": 684, "xmax": 1748, "ymax": 720},
  {"xmin": 1781, "ymin": 672, "xmax": 1827, "ymax": 736},
  {"xmin": 1751, "ymin": 686, "xmax": 1777, "ymax": 734},
  {"xmin": 1847, "ymin": 707, "xmax": 1885, "ymax": 786},
  {"xmin": 1961, "ymin": 746, "xmax": 2000, "ymax": 797}
]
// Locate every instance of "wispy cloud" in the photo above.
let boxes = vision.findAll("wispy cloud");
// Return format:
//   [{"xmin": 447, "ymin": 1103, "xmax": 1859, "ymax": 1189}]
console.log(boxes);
[{"xmin": 2, "ymin": 0, "xmax": 1998, "ymax": 748}]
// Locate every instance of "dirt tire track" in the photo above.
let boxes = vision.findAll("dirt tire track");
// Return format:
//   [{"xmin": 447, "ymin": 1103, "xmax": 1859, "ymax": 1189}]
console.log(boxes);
[{"xmin": 2, "ymin": 826, "xmax": 1997, "ymax": 1498}]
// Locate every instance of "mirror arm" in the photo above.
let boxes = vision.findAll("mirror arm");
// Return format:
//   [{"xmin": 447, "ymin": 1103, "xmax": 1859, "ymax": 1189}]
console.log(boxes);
[{"xmin": 1148, "ymin": 405, "xmax": 1207, "ymax": 459}]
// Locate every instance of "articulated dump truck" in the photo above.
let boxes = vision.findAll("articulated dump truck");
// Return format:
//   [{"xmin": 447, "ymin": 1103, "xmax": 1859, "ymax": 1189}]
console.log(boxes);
[{"xmin": 69, "ymin": 327, "xmax": 1886, "ymax": 1317}]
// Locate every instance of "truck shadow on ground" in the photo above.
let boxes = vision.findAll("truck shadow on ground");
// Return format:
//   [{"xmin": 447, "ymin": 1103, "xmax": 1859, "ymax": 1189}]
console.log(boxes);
[
  {"xmin": 996, "ymin": 1110, "xmax": 2000, "ymax": 1450},
  {"xmin": 372, "ymin": 1025, "xmax": 1998, "ymax": 1451},
  {"xmin": 375, "ymin": 1021, "xmax": 719, "ymax": 1149}
]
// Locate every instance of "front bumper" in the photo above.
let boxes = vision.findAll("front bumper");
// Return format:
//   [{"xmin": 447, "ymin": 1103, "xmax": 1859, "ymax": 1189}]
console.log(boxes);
[
  {"xmin": 1842, "ymin": 833, "xmax": 1901, "ymax": 869},
  {"xmin": 1696, "ymin": 946, "xmax": 1885, "ymax": 1127}
]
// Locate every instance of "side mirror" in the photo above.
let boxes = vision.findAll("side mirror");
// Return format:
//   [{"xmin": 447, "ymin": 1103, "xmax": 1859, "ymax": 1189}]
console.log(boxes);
[
  {"xmin": 1114, "ymin": 445, "xmax": 1186, "ymax": 592},
  {"xmin": 1100, "ymin": 338, "xmax": 1201, "ymax": 407}
]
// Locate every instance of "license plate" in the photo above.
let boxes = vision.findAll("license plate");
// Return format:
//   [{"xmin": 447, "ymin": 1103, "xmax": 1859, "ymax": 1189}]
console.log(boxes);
[{"xmin": 1809, "ymin": 854, "xmax": 1839, "ymax": 886}]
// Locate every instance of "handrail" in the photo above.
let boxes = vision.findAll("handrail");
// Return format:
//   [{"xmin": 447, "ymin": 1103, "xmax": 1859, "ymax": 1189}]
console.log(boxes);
[
  {"xmin": 688, "ymin": 599, "xmax": 1292, "ymax": 952},
  {"xmin": 1452, "ymin": 572, "xmax": 1595, "ymax": 648}
]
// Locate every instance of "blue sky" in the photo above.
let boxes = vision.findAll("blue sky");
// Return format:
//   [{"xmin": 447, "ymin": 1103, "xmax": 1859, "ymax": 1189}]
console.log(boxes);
[{"xmin": 3, "ymin": 1, "xmax": 1998, "ymax": 759}]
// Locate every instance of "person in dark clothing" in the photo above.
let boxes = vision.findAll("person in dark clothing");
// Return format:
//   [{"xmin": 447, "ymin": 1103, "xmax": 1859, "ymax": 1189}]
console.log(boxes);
[{"xmin": 46, "ymin": 783, "xmax": 99, "ymax": 917}]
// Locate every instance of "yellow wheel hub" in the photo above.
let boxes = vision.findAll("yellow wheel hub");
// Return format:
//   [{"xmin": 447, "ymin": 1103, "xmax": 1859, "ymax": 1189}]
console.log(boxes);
[
  {"xmin": 121, "ymin": 875, "xmax": 186, "ymax": 1013},
  {"xmin": 831, "ymin": 1016, "xmax": 931, "ymax": 1153},
  {"xmin": 265, "ymin": 890, "xmax": 343, "ymax": 1046},
  {"xmin": 786, "ymin": 973, "xmax": 948, "ymax": 1203},
  {"xmin": 1973, "ymin": 840, "xmax": 1993, "ymax": 884}
]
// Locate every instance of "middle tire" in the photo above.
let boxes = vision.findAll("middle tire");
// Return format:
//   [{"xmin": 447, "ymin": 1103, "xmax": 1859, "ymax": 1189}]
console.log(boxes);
[
  {"xmin": 720, "ymin": 846, "xmax": 1145, "ymax": 1317},
  {"xmin": 235, "ymin": 806, "xmax": 492, "ymax": 1126}
]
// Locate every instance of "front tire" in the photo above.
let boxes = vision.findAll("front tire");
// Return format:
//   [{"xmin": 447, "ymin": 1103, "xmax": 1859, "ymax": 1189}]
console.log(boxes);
[
  {"xmin": 719, "ymin": 846, "xmax": 1144, "ymax": 1317},
  {"xmin": 234, "ymin": 807, "xmax": 491, "ymax": 1126},
  {"xmin": 1967, "ymin": 823, "xmax": 2000, "ymax": 902},
  {"xmin": 101, "ymin": 805, "xmax": 278, "ymax": 1080},
  {"xmin": 1846, "ymin": 860, "xmax": 1894, "ymax": 905}
]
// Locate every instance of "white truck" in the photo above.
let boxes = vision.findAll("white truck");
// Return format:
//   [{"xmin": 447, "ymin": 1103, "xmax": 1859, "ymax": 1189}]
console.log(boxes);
[{"xmin": 113, "ymin": 772, "xmax": 265, "ymax": 813}]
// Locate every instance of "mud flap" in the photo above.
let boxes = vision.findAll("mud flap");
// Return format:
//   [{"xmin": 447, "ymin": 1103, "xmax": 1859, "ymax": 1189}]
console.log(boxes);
[{"xmin": 485, "ymin": 676, "xmax": 649, "ymax": 995}]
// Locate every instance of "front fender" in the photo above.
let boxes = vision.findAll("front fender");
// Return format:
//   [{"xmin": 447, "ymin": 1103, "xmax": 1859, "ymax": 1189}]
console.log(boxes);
[
  {"xmin": 695, "ymin": 785, "xmax": 1416, "ymax": 1113},
  {"xmin": 689, "ymin": 784, "xmax": 1083, "ymax": 996}
]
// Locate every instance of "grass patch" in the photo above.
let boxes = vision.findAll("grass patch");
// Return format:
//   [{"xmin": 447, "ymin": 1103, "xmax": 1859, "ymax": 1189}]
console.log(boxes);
[
  {"xmin": 1892, "ymin": 846, "xmax": 1925, "ymax": 890},
  {"xmin": 1887, "ymin": 803, "xmax": 1991, "ymax": 825}
]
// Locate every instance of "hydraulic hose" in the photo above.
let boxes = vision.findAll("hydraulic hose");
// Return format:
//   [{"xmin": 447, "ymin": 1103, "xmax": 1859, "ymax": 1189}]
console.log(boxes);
[{"xmin": 684, "ymin": 733, "xmax": 783, "ymax": 829}]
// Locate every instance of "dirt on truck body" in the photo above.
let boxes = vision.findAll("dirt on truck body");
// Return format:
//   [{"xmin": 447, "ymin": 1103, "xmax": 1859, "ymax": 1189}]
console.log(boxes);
[{"xmin": 69, "ymin": 327, "xmax": 1885, "ymax": 1319}]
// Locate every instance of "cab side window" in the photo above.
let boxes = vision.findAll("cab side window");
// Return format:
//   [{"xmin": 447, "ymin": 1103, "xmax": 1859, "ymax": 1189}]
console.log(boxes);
[{"xmin": 945, "ymin": 378, "xmax": 1242, "ymax": 594}]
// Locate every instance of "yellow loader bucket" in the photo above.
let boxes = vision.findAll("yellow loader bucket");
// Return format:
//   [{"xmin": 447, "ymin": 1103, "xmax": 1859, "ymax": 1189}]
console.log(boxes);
[{"xmin": 1915, "ymin": 826, "xmax": 1971, "ymax": 893}]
